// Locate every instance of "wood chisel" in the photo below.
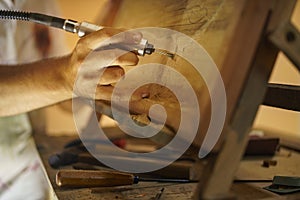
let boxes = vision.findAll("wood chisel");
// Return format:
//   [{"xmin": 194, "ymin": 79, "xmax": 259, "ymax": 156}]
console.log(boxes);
[{"xmin": 56, "ymin": 169, "xmax": 193, "ymax": 188}]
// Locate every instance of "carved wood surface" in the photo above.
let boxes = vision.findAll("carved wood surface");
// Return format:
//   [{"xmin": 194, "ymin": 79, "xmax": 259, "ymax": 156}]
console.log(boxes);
[{"xmin": 95, "ymin": 0, "xmax": 243, "ymax": 148}]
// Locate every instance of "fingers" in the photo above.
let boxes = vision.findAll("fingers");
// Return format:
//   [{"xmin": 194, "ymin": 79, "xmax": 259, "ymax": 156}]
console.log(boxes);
[
  {"xmin": 94, "ymin": 85, "xmax": 114, "ymax": 101},
  {"xmin": 112, "ymin": 51, "xmax": 139, "ymax": 66},
  {"xmin": 100, "ymin": 66, "xmax": 124, "ymax": 85},
  {"xmin": 80, "ymin": 50, "xmax": 138, "ymax": 84},
  {"xmin": 79, "ymin": 28, "xmax": 143, "ymax": 50},
  {"xmin": 93, "ymin": 84, "xmax": 149, "ymax": 101},
  {"xmin": 72, "ymin": 27, "xmax": 143, "ymax": 101}
]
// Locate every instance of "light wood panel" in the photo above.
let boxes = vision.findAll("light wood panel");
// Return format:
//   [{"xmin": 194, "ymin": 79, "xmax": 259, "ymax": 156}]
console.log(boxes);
[{"xmin": 95, "ymin": 0, "xmax": 243, "ymax": 148}]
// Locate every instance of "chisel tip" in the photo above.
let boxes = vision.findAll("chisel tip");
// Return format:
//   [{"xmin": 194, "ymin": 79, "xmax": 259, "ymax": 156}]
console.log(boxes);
[{"xmin": 155, "ymin": 49, "xmax": 175, "ymax": 59}]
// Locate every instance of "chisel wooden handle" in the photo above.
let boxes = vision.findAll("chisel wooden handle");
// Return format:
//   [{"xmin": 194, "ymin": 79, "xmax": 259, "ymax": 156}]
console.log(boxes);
[{"xmin": 56, "ymin": 169, "xmax": 136, "ymax": 188}]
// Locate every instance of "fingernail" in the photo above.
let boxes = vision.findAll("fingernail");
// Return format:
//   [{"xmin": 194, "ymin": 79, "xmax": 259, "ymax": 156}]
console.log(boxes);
[{"xmin": 133, "ymin": 33, "xmax": 142, "ymax": 43}]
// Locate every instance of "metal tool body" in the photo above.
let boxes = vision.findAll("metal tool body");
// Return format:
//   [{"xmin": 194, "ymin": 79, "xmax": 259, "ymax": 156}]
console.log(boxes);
[
  {"xmin": 0, "ymin": 10, "xmax": 155, "ymax": 56},
  {"xmin": 62, "ymin": 19, "xmax": 155, "ymax": 56}
]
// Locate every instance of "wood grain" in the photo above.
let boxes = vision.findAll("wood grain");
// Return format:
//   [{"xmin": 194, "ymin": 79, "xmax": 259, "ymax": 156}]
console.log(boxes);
[{"xmin": 95, "ymin": 0, "xmax": 243, "ymax": 148}]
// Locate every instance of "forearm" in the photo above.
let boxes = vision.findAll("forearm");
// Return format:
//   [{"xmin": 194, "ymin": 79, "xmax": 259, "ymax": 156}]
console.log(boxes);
[
  {"xmin": 0, "ymin": 28, "xmax": 141, "ymax": 117},
  {"xmin": 0, "ymin": 55, "xmax": 73, "ymax": 116}
]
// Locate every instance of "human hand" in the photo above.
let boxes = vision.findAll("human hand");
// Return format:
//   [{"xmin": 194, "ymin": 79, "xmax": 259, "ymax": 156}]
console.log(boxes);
[{"xmin": 65, "ymin": 27, "xmax": 142, "ymax": 100}]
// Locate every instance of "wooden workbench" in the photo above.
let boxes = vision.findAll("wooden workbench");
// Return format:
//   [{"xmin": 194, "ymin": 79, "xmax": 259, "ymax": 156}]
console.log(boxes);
[{"xmin": 34, "ymin": 131, "xmax": 300, "ymax": 200}]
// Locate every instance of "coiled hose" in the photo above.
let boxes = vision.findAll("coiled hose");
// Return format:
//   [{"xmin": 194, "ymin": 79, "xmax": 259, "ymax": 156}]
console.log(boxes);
[
  {"xmin": 0, "ymin": 10, "xmax": 65, "ymax": 29},
  {"xmin": 0, "ymin": 10, "xmax": 30, "ymax": 20}
]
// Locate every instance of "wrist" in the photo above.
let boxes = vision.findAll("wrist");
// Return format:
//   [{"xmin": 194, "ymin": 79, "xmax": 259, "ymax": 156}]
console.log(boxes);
[{"xmin": 52, "ymin": 54, "xmax": 76, "ymax": 99}]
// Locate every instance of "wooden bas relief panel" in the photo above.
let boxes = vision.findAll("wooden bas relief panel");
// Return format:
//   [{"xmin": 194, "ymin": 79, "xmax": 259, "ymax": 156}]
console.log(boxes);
[{"xmin": 95, "ymin": 0, "xmax": 244, "ymax": 148}]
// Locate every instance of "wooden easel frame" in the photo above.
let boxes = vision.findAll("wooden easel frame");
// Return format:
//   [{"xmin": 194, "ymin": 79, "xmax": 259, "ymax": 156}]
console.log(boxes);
[{"xmin": 193, "ymin": 0, "xmax": 299, "ymax": 199}]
